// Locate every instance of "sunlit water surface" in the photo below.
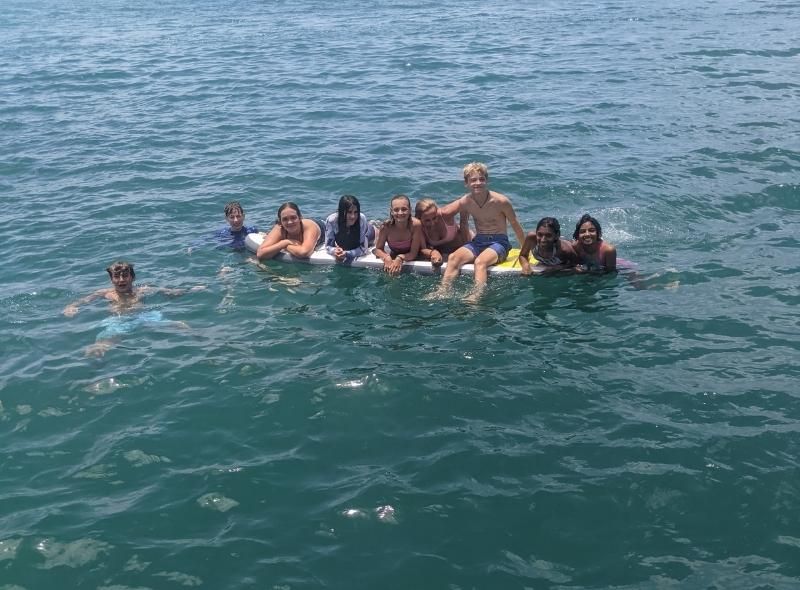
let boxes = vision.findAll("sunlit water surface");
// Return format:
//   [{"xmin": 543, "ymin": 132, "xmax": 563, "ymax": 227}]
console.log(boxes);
[{"xmin": 2, "ymin": 0, "xmax": 799, "ymax": 588}]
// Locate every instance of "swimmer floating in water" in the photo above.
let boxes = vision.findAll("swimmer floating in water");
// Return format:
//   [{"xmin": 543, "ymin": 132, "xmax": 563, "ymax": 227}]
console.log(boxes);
[
  {"xmin": 571, "ymin": 213, "xmax": 617, "ymax": 273},
  {"xmin": 517, "ymin": 217, "xmax": 578, "ymax": 275},
  {"xmin": 63, "ymin": 261, "xmax": 206, "ymax": 357},
  {"xmin": 215, "ymin": 200, "xmax": 258, "ymax": 250}
]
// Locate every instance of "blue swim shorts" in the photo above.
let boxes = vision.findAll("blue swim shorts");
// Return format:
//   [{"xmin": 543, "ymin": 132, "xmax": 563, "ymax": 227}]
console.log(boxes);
[
  {"xmin": 462, "ymin": 234, "xmax": 511, "ymax": 263},
  {"xmin": 96, "ymin": 311, "xmax": 165, "ymax": 341}
]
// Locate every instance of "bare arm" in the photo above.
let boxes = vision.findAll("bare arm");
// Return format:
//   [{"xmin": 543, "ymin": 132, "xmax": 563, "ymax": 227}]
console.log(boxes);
[
  {"xmin": 257, "ymin": 225, "xmax": 291, "ymax": 260},
  {"xmin": 603, "ymin": 243, "xmax": 617, "ymax": 272},
  {"xmin": 503, "ymin": 200, "xmax": 526, "ymax": 247},
  {"xmin": 285, "ymin": 219, "xmax": 320, "ymax": 258},
  {"xmin": 404, "ymin": 220, "xmax": 424, "ymax": 262},
  {"xmin": 517, "ymin": 232, "xmax": 537, "ymax": 275},
  {"xmin": 63, "ymin": 289, "xmax": 105, "ymax": 317},
  {"xmin": 372, "ymin": 224, "xmax": 390, "ymax": 260},
  {"xmin": 153, "ymin": 286, "xmax": 206, "ymax": 296},
  {"xmin": 372, "ymin": 224, "xmax": 403, "ymax": 275},
  {"xmin": 438, "ymin": 196, "xmax": 464, "ymax": 218}
]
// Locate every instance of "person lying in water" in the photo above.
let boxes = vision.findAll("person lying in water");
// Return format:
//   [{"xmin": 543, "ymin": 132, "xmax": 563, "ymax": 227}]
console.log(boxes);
[
  {"xmin": 572, "ymin": 213, "xmax": 617, "ymax": 272},
  {"xmin": 62, "ymin": 261, "xmax": 205, "ymax": 356},
  {"xmin": 256, "ymin": 202, "xmax": 323, "ymax": 261},
  {"xmin": 517, "ymin": 217, "xmax": 578, "ymax": 275}
]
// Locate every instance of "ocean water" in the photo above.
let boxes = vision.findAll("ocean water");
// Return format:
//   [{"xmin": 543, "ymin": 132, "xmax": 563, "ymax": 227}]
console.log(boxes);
[{"xmin": 2, "ymin": 0, "xmax": 799, "ymax": 588}]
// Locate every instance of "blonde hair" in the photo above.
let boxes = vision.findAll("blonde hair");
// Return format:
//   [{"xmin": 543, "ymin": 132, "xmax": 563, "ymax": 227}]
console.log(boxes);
[
  {"xmin": 386, "ymin": 194, "xmax": 412, "ymax": 228},
  {"xmin": 414, "ymin": 198, "xmax": 437, "ymax": 219},
  {"xmin": 462, "ymin": 162, "xmax": 489, "ymax": 181}
]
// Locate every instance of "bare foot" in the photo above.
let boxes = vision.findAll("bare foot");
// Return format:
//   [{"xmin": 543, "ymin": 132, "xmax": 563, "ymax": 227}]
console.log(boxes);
[
  {"xmin": 84, "ymin": 341, "xmax": 113, "ymax": 358},
  {"xmin": 463, "ymin": 284, "xmax": 486, "ymax": 304},
  {"xmin": 424, "ymin": 285, "xmax": 453, "ymax": 301}
]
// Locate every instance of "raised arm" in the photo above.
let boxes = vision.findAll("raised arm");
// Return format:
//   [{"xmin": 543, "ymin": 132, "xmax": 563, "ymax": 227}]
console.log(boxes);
[
  {"xmin": 285, "ymin": 219, "xmax": 320, "ymax": 258},
  {"xmin": 438, "ymin": 196, "xmax": 464, "ymax": 218}
]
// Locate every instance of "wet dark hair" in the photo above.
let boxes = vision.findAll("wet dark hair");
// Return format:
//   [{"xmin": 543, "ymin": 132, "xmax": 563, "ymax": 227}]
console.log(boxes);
[
  {"xmin": 337, "ymin": 195, "xmax": 362, "ymax": 232},
  {"xmin": 224, "ymin": 201, "xmax": 244, "ymax": 217},
  {"xmin": 536, "ymin": 217, "xmax": 561, "ymax": 237},
  {"xmin": 106, "ymin": 261, "xmax": 135, "ymax": 279},
  {"xmin": 573, "ymin": 213, "xmax": 602, "ymax": 240},
  {"xmin": 276, "ymin": 202, "xmax": 304, "ymax": 242}
]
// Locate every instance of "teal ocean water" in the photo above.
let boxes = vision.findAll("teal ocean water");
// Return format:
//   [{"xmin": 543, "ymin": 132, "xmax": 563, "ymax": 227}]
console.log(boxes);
[{"xmin": 2, "ymin": 0, "xmax": 800, "ymax": 588}]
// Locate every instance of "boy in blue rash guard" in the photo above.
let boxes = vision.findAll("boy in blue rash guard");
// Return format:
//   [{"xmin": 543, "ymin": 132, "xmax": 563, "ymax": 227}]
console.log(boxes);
[
  {"xmin": 215, "ymin": 201, "xmax": 258, "ymax": 250},
  {"xmin": 324, "ymin": 195, "xmax": 376, "ymax": 264},
  {"xmin": 63, "ymin": 261, "xmax": 205, "ymax": 357}
]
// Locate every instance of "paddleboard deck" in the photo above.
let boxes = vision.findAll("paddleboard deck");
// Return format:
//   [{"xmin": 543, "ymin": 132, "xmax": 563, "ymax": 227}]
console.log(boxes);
[{"xmin": 244, "ymin": 232, "xmax": 537, "ymax": 276}]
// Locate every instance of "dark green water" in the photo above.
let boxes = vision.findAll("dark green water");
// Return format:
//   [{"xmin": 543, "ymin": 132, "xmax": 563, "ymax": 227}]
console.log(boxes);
[{"xmin": 2, "ymin": 0, "xmax": 799, "ymax": 588}]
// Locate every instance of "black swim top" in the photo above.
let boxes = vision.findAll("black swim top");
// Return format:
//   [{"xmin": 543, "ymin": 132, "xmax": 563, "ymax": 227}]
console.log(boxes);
[{"xmin": 532, "ymin": 244, "xmax": 563, "ymax": 266}]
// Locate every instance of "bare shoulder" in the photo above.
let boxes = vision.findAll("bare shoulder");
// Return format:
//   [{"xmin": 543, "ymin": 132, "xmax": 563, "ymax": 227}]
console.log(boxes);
[
  {"xmin": 489, "ymin": 190, "xmax": 512, "ymax": 203},
  {"xmin": 560, "ymin": 239, "xmax": 577, "ymax": 254}
]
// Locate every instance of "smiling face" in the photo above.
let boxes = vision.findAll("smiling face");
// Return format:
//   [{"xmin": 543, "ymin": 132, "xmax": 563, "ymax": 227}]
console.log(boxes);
[
  {"xmin": 279, "ymin": 207, "xmax": 302, "ymax": 236},
  {"xmin": 536, "ymin": 226, "xmax": 558, "ymax": 250},
  {"xmin": 390, "ymin": 196, "xmax": 411, "ymax": 224},
  {"xmin": 577, "ymin": 221, "xmax": 599, "ymax": 245},
  {"xmin": 464, "ymin": 172, "xmax": 488, "ymax": 197}
]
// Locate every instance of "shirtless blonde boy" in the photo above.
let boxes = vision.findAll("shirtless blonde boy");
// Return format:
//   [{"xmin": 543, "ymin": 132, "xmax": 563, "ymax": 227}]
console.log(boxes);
[{"xmin": 431, "ymin": 163, "xmax": 526, "ymax": 301}]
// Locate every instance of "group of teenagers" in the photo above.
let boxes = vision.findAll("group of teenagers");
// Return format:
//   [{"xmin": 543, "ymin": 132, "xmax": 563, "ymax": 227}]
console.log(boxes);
[
  {"xmin": 64, "ymin": 162, "xmax": 618, "ymax": 331},
  {"xmin": 236, "ymin": 162, "xmax": 617, "ymax": 301}
]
